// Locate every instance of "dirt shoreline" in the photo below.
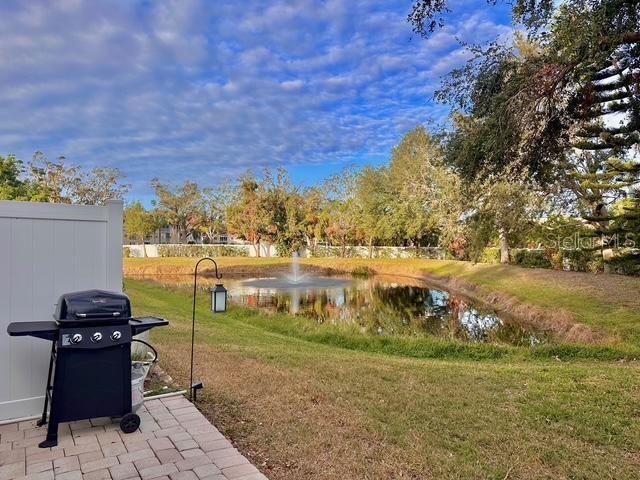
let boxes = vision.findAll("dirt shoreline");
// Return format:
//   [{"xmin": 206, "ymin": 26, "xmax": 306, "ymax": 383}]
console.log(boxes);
[{"xmin": 124, "ymin": 260, "xmax": 611, "ymax": 345}]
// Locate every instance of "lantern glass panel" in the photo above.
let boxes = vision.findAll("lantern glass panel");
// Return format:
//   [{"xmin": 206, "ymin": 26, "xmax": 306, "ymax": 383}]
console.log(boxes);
[{"xmin": 212, "ymin": 284, "xmax": 227, "ymax": 312}]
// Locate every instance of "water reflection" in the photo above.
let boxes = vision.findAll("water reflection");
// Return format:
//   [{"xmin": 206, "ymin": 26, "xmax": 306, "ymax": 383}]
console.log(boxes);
[
  {"xmin": 230, "ymin": 277, "xmax": 548, "ymax": 346},
  {"xmin": 127, "ymin": 274, "xmax": 548, "ymax": 346}
]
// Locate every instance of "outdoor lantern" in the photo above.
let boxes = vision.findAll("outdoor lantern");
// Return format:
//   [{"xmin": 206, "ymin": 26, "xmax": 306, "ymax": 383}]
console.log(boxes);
[{"xmin": 212, "ymin": 283, "xmax": 227, "ymax": 313}]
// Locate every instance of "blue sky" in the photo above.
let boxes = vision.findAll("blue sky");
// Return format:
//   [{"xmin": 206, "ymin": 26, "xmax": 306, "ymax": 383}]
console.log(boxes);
[{"xmin": 0, "ymin": 0, "xmax": 512, "ymax": 201}]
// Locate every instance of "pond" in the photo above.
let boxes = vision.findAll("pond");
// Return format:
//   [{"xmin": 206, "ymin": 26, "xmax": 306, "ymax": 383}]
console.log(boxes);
[{"xmin": 132, "ymin": 272, "xmax": 550, "ymax": 347}]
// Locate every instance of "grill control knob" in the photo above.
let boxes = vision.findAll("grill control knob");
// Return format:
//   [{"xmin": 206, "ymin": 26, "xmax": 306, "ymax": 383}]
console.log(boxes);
[
  {"xmin": 91, "ymin": 332, "xmax": 103, "ymax": 343},
  {"xmin": 111, "ymin": 331, "xmax": 122, "ymax": 341},
  {"xmin": 70, "ymin": 333, "xmax": 83, "ymax": 344}
]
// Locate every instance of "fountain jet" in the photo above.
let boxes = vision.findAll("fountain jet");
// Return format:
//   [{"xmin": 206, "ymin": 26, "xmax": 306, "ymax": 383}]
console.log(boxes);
[{"xmin": 287, "ymin": 252, "xmax": 306, "ymax": 284}]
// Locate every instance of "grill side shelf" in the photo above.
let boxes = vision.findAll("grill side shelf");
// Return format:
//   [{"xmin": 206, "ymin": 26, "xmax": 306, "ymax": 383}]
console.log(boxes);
[
  {"xmin": 129, "ymin": 316, "xmax": 169, "ymax": 336},
  {"xmin": 7, "ymin": 321, "xmax": 59, "ymax": 341}
]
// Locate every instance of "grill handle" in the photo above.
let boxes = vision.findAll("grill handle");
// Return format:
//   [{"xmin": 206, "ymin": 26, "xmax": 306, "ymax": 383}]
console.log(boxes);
[{"xmin": 74, "ymin": 312, "xmax": 121, "ymax": 318}]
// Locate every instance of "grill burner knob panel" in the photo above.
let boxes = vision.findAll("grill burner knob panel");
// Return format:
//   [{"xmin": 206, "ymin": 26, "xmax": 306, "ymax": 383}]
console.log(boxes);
[{"xmin": 59, "ymin": 326, "xmax": 131, "ymax": 349}]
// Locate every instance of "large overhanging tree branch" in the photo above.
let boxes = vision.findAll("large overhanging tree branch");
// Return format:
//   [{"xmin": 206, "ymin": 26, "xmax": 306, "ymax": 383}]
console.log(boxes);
[
  {"xmin": 409, "ymin": 0, "xmax": 557, "ymax": 36},
  {"xmin": 410, "ymin": 0, "xmax": 639, "ymax": 39}
]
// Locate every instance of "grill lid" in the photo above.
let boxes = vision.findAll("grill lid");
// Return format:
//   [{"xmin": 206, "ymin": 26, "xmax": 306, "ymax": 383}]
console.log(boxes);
[{"xmin": 54, "ymin": 290, "xmax": 131, "ymax": 325}]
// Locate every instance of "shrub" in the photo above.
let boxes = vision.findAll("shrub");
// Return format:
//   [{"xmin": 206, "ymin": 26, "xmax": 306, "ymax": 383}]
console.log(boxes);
[
  {"xmin": 310, "ymin": 246, "xmax": 342, "ymax": 258},
  {"xmin": 449, "ymin": 237, "xmax": 468, "ymax": 260},
  {"xmin": 386, "ymin": 247, "xmax": 445, "ymax": 259},
  {"xmin": 351, "ymin": 266, "xmax": 375, "ymax": 277},
  {"xmin": 156, "ymin": 244, "xmax": 248, "ymax": 257},
  {"xmin": 562, "ymin": 249, "xmax": 596, "ymax": 272},
  {"xmin": 512, "ymin": 249, "xmax": 552, "ymax": 269},
  {"xmin": 310, "ymin": 246, "xmax": 360, "ymax": 258},
  {"xmin": 479, "ymin": 248, "xmax": 501, "ymax": 264},
  {"xmin": 123, "ymin": 246, "xmax": 131, "ymax": 258},
  {"xmin": 587, "ymin": 257, "xmax": 605, "ymax": 273},
  {"xmin": 543, "ymin": 248, "xmax": 564, "ymax": 270},
  {"xmin": 421, "ymin": 247, "xmax": 446, "ymax": 260},
  {"xmin": 310, "ymin": 246, "xmax": 446, "ymax": 259},
  {"xmin": 607, "ymin": 250, "xmax": 640, "ymax": 275}
]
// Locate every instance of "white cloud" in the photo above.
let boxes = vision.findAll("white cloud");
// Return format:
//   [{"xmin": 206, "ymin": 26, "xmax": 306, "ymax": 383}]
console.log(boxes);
[
  {"xmin": 0, "ymin": 0, "xmax": 513, "ymax": 195},
  {"xmin": 281, "ymin": 79, "xmax": 305, "ymax": 90}
]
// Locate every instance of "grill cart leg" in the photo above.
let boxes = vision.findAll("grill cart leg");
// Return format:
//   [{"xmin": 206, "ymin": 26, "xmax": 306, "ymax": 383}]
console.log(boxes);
[
  {"xmin": 39, "ymin": 342, "xmax": 59, "ymax": 448},
  {"xmin": 37, "ymin": 343, "xmax": 56, "ymax": 428},
  {"xmin": 39, "ymin": 416, "xmax": 59, "ymax": 448}
]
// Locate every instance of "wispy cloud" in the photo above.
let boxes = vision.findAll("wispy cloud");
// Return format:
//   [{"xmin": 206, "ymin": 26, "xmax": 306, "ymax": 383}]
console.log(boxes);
[{"xmin": 0, "ymin": 0, "xmax": 512, "ymax": 196}]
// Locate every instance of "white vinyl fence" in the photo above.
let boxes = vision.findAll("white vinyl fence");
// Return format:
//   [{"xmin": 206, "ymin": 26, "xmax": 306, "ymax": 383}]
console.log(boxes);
[
  {"xmin": 125, "ymin": 243, "xmax": 278, "ymax": 258},
  {"xmin": 0, "ymin": 200, "xmax": 123, "ymax": 422}
]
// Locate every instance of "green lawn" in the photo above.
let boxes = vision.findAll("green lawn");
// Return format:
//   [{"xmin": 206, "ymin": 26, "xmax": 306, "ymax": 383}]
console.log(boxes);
[{"xmin": 127, "ymin": 278, "xmax": 640, "ymax": 480}]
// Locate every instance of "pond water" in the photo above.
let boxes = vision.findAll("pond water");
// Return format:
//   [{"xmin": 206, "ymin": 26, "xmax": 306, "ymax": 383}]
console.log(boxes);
[{"xmin": 132, "ymin": 273, "xmax": 550, "ymax": 347}]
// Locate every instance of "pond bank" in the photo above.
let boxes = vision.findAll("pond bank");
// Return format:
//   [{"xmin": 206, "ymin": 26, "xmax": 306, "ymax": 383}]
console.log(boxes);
[
  {"xmin": 130, "ymin": 273, "xmax": 552, "ymax": 348},
  {"xmin": 125, "ymin": 257, "xmax": 640, "ymax": 348}
]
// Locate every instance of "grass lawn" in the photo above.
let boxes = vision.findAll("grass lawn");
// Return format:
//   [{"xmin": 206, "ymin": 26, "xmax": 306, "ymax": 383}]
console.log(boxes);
[{"xmin": 126, "ymin": 276, "xmax": 640, "ymax": 480}]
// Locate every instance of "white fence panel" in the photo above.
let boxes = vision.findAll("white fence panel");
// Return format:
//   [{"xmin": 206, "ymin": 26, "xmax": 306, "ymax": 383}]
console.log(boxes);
[{"xmin": 0, "ymin": 200, "xmax": 123, "ymax": 421}]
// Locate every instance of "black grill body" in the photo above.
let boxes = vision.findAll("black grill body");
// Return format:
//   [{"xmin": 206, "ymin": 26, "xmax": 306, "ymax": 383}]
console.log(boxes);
[{"xmin": 7, "ymin": 290, "xmax": 168, "ymax": 448}]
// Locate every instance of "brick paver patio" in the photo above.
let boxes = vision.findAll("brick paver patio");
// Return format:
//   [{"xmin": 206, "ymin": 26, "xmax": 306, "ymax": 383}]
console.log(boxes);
[{"xmin": 0, "ymin": 394, "xmax": 268, "ymax": 480}]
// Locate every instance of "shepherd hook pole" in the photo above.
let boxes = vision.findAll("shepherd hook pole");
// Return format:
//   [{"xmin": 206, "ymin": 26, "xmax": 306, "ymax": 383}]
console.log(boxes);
[{"xmin": 190, "ymin": 257, "xmax": 222, "ymax": 402}]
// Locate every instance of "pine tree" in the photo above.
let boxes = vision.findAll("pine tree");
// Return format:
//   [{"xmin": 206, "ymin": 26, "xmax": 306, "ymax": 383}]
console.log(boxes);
[{"xmin": 568, "ymin": 36, "xmax": 640, "ymax": 270}]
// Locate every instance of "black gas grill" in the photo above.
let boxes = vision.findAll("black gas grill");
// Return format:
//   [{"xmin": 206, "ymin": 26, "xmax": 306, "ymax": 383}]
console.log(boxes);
[{"xmin": 7, "ymin": 289, "xmax": 168, "ymax": 448}]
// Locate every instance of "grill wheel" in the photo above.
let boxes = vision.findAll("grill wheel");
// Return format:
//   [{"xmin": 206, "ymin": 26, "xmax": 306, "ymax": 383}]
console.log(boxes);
[{"xmin": 119, "ymin": 413, "xmax": 141, "ymax": 434}]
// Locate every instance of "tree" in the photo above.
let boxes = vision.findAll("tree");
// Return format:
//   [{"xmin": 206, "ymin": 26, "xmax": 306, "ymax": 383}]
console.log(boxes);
[
  {"xmin": 260, "ymin": 168, "xmax": 306, "ymax": 256},
  {"xmin": 419, "ymin": 161, "xmax": 467, "ymax": 256},
  {"xmin": 355, "ymin": 167, "xmax": 397, "ymax": 257},
  {"xmin": 422, "ymin": 1, "xmax": 639, "ymax": 186},
  {"xmin": 422, "ymin": 0, "xmax": 639, "ymax": 268},
  {"xmin": 300, "ymin": 187, "xmax": 326, "ymax": 255},
  {"xmin": 322, "ymin": 199, "xmax": 358, "ymax": 257},
  {"xmin": 578, "ymin": 157, "xmax": 640, "ymax": 269},
  {"xmin": 151, "ymin": 179, "xmax": 202, "ymax": 243},
  {"xmin": 505, "ymin": 2, "xmax": 640, "ymax": 267},
  {"xmin": 0, "ymin": 155, "xmax": 26, "ymax": 200},
  {"xmin": 392, "ymin": 129, "xmax": 543, "ymax": 263},
  {"xmin": 28, "ymin": 152, "xmax": 128, "ymax": 205},
  {"xmin": 74, "ymin": 167, "xmax": 129, "ymax": 205},
  {"xmin": 278, "ymin": 192, "xmax": 306, "ymax": 255},
  {"xmin": 196, "ymin": 183, "xmax": 232, "ymax": 243},
  {"xmin": 408, "ymin": 0, "xmax": 618, "ymax": 38},
  {"xmin": 0, "ymin": 155, "xmax": 43, "ymax": 201},
  {"xmin": 462, "ymin": 164, "xmax": 546, "ymax": 263},
  {"xmin": 388, "ymin": 127, "xmax": 445, "ymax": 249},
  {"xmin": 226, "ymin": 173, "xmax": 269, "ymax": 256},
  {"xmin": 321, "ymin": 167, "xmax": 360, "ymax": 257},
  {"xmin": 608, "ymin": 191, "xmax": 640, "ymax": 273},
  {"xmin": 437, "ymin": 36, "xmax": 562, "ymax": 185},
  {"xmin": 124, "ymin": 202, "xmax": 156, "ymax": 256},
  {"xmin": 28, "ymin": 153, "xmax": 79, "ymax": 203}
]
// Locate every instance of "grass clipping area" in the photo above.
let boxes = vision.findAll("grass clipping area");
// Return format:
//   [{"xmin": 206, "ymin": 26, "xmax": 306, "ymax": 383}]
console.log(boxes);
[{"xmin": 126, "ymin": 273, "xmax": 640, "ymax": 480}]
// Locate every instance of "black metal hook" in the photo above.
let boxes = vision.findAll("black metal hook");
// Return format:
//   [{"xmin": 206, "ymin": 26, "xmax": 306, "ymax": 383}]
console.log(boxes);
[
  {"xmin": 190, "ymin": 257, "xmax": 223, "ymax": 402},
  {"xmin": 194, "ymin": 257, "xmax": 223, "ymax": 280}
]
